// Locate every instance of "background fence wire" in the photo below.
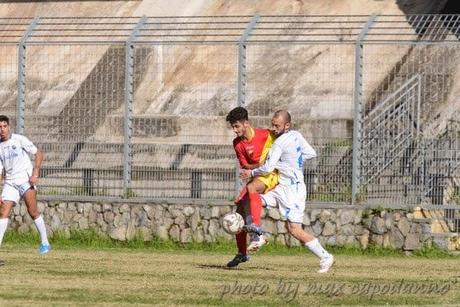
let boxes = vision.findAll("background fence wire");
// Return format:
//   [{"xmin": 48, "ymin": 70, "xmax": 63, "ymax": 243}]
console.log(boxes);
[{"xmin": 0, "ymin": 15, "xmax": 459, "ymax": 225}]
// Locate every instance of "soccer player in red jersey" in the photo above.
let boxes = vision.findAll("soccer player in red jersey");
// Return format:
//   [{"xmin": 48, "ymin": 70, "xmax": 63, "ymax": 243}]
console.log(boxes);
[{"xmin": 225, "ymin": 107, "xmax": 278, "ymax": 268}]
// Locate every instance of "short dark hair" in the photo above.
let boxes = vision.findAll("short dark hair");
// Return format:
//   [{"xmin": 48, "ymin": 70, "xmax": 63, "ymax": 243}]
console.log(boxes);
[
  {"xmin": 0, "ymin": 115, "xmax": 9, "ymax": 125},
  {"xmin": 226, "ymin": 107, "xmax": 248, "ymax": 124}
]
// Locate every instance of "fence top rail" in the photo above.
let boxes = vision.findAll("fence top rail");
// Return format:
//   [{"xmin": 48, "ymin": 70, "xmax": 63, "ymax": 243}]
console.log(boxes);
[{"xmin": 0, "ymin": 15, "xmax": 459, "ymax": 44}]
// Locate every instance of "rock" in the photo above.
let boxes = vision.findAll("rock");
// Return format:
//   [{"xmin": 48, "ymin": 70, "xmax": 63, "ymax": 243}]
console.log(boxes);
[
  {"xmin": 200, "ymin": 207, "xmax": 211, "ymax": 219},
  {"xmin": 88, "ymin": 210, "xmax": 97, "ymax": 224},
  {"xmin": 336, "ymin": 235, "xmax": 346, "ymax": 246},
  {"xmin": 322, "ymin": 221, "xmax": 336, "ymax": 236},
  {"xmin": 169, "ymin": 225, "xmax": 180, "ymax": 242},
  {"xmin": 20, "ymin": 204, "xmax": 28, "ymax": 216},
  {"xmin": 17, "ymin": 223, "xmax": 29, "ymax": 234},
  {"xmin": 143, "ymin": 205, "xmax": 155, "ymax": 220},
  {"xmin": 180, "ymin": 228, "xmax": 192, "ymax": 243},
  {"xmin": 102, "ymin": 203, "xmax": 112, "ymax": 212},
  {"xmin": 262, "ymin": 219, "xmax": 277, "ymax": 234},
  {"xmin": 220, "ymin": 206, "xmax": 232, "ymax": 216},
  {"xmin": 134, "ymin": 210, "xmax": 147, "ymax": 227},
  {"xmin": 109, "ymin": 225, "xmax": 127, "ymax": 241},
  {"xmin": 156, "ymin": 225, "xmax": 169, "ymax": 240},
  {"xmin": 174, "ymin": 214, "xmax": 186, "ymax": 229},
  {"xmin": 208, "ymin": 219, "xmax": 219, "ymax": 238},
  {"xmin": 275, "ymin": 235, "xmax": 286, "ymax": 245},
  {"xmin": 398, "ymin": 218, "xmax": 410, "ymax": 236},
  {"xmin": 37, "ymin": 202, "xmax": 46, "ymax": 212},
  {"xmin": 393, "ymin": 212, "xmax": 401, "ymax": 221},
  {"xmin": 421, "ymin": 223, "xmax": 432, "ymax": 234},
  {"xmin": 183, "ymin": 206, "xmax": 195, "ymax": 217},
  {"xmin": 268, "ymin": 208, "xmax": 280, "ymax": 220},
  {"xmin": 310, "ymin": 209, "xmax": 322, "ymax": 222},
  {"xmin": 192, "ymin": 227, "xmax": 204, "ymax": 243},
  {"xmin": 139, "ymin": 227, "xmax": 153, "ymax": 241},
  {"xmin": 383, "ymin": 233, "xmax": 390, "ymax": 248},
  {"xmin": 83, "ymin": 203, "xmax": 93, "ymax": 216},
  {"xmin": 341, "ymin": 224, "xmax": 354, "ymax": 236},
  {"xmin": 162, "ymin": 217, "xmax": 174, "ymax": 230},
  {"xmin": 93, "ymin": 204, "xmax": 102, "ymax": 213},
  {"xmin": 390, "ymin": 226, "xmax": 405, "ymax": 249},
  {"xmin": 104, "ymin": 211, "xmax": 114, "ymax": 224},
  {"xmin": 319, "ymin": 210, "xmax": 332, "ymax": 223},
  {"xmin": 77, "ymin": 203, "xmax": 84, "ymax": 213},
  {"xmin": 372, "ymin": 234, "xmax": 384, "ymax": 246},
  {"xmin": 277, "ymin": 221, "xmax": 288, "ymax": 234},
  {"xmin": 312, "ymin": 220, "xmax": 322, "ymax": 236},
  {"xmin": 360, "ymin": 230, "xmax": 370, "ymax": 249},
  {"xmin": 189, "ymin": 211, "xmax": 201, "ymax": 231},
  {"xmin": 119, "ymin": 204, "xmax": 130, "ymax": 213},
  {"xmin": 404, "ymin": 233, "xmax": 421, "ymax": 250},
  {"xmin": 51, "ymin": 215, "xmax": 61, "ymax": 231},
  {"xmin": 302, "ymin": 215, "xmax": 311, "ymax": 227},
  {"xmin": 78, "ymin": 218, "xmax": 89, "ymax": 230},
  {"xmin": 384, "ymin": 215, "xmax": 393, "ymax": 229},
  {"xmin": 326, "ymin": 236, "xmax": 337, "ymax": 246},
  {"xmin": 339, "ymin": 210, "xmax": 354, "ymax": 225},
  {"xmin": 354, "ymin": 210, "xmax": 362, "ymax": 224},
  {"xmin": 370, "ymin": 217, "xmax": 386, "ymax": 235},
  {"xmin": 406, "ymin": 213, "xmax": 414, "ymax": 220},
  {"xmin": 211, "ymin": 206, "xmax": 220, "ymax": 218},
  {"xmin": 287, "ymin": 235, "xmax": 301, "ymax": 247},
  {"xmin": 409, "ymin": 223, "xmax": 422, "ymax": 234}
]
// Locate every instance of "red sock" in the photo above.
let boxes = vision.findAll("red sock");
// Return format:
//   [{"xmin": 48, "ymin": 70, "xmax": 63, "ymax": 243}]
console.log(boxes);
[
  {"xmin": 235, "ymin": 231, "xmax": 247, "ymax": 255},
  {"xmin": 249, "ymin": 192, "xmax": 262, "ymax": 226}
]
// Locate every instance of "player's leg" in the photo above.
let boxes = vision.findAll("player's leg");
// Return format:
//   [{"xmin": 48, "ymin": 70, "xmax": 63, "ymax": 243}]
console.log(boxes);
[
  {"xmin": 227, "ymin": 196, "xmax": 250, "ymax": 268},
  {"xmin": 246, "ymin": 178, "xmax": 265, "ymax": 227},
  {"xmin": 282, "ymin": 184, "xmax": 334, "ymax": 273},
  {"xmin": 0, "ymin": 201, "xmax": 14, "ymax": 246},
  {"xmin": 22, "ymin": 185, "xmax": 51, "ymax": 254},
  {"xmin": 0, "ymin": 184, "xmax": 18, "ymax": 246}
]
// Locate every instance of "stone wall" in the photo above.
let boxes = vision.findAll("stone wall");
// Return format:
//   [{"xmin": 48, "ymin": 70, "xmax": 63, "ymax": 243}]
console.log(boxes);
[{"xmin": 8, "ymin": 201, "xmax": 457, "ymax": 251}]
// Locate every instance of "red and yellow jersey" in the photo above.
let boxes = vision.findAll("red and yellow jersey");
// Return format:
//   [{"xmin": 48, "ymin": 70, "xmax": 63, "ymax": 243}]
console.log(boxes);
[{"xmin": 233, "ymin": 128, "xmax": 275, "ymax": 169}]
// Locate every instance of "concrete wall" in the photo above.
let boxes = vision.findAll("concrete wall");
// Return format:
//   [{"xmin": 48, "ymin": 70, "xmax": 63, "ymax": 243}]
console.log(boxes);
[{"xmin": 8, "ymin": 201, "xmax": 459, "ymax": 251}]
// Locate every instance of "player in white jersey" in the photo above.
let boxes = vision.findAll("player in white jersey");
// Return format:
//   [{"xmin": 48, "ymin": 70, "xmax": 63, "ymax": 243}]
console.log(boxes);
[
  {"xmin": 0, "ymin": 115, "xmax": 51, "ymax": 255},
  {"xmin": 240, "ymin": 110, "xmax": 334, "ymax": 273}
]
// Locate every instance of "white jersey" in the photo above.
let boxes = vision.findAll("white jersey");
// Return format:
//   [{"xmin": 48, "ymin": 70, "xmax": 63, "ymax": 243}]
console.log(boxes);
[
  {"xmin": 251, "ymin": 130, "xmax": 316, "ymax": 186},
  {"xmin": 0, "ymin": 133, "xmax": 37, "ymax": 182}
]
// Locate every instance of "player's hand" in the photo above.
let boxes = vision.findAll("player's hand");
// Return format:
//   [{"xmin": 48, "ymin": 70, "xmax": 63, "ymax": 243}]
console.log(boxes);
[
  {"xmin": 239, "ymin": 169, "xmax": 252, "ymax": 180},
  {"xmin": 29, "ymin": 175, "xmax": 38, "ymax": 186}
]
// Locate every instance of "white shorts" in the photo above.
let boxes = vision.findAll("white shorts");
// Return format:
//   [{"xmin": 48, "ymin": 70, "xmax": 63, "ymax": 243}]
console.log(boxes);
[
  {"xmin": 2, "ymin": 176, "xmax": 34, "ymax": 205},
  {"xmin": 261, "ymin": 182, "xmax": 306, "ymax": 223}
]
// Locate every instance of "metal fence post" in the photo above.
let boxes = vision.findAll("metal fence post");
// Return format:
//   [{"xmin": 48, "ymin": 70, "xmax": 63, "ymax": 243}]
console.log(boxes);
[
  {"xmin": 17, "ymin": 17, "xmax": 40, "ymax": 134},
  {"xmin": 123, "ymin": 16, "xmax": 147, "ymax": 197},
  {"xmin": 351, "ymin": 15, "xmax": 376, "ymax": 205},
  {"xmin": 235, "ymin": 15, "xmax": 260, "ymax": 196}
]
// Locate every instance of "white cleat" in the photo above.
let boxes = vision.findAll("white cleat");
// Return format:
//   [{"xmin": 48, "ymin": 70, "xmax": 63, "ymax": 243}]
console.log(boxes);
[
  {"xmin": 318, "ymin": 255, "xmax": 334, "ymax": 273},
  {"xmin": 247, "ymin": 235, "xmax": 268, "ymax": 253}
]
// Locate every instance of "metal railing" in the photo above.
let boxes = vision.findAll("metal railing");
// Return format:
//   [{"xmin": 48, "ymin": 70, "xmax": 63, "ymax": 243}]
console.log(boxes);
[{"xmin": 0, "ymin": 15, "xmax": 459, "ymax": 214}]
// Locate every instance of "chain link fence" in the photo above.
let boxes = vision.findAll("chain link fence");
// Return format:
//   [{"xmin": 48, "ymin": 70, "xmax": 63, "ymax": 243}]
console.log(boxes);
[{"xmin": 0, "ymin": 15, "xmax": 459, "ymax": 228}]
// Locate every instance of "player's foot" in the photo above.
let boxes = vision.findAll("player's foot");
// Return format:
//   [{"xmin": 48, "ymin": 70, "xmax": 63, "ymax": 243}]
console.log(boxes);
[
  {"xmin": 39, "ymin": 243, "xmax": 51, "ymax": 255},
  {"xmin": 318, "ymin": 255, "xmax": 334, "ymax": 273},
  {"xmin": 242, "ymin": 223, "xmax": 264, "ymax": 236},
  {"xmin": 247, "ymin": 235, "xmax": 268, "ymax": 253},
  {"xmin": 227, "ymin": 253, "xmax": 249, "ymax": 268}
]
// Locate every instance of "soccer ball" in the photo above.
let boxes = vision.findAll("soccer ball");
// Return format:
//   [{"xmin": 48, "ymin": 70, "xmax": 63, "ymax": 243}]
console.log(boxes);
[{"xmin": 222, "ymin": 212, "xmax": 244, "ymax": 235}]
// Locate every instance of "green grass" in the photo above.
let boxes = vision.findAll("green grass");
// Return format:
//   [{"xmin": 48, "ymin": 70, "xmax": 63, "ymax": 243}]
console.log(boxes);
[{"xmin": 3, "ymin": 229, "xmax": 456, "ymax": 258}]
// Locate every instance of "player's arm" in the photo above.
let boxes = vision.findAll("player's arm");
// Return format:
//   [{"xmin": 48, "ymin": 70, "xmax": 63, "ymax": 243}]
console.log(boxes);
[
  {"xmin": 240, "ymin": 144, "xmax": 282, "ymax": 179},
  {"xmin": 32, "ymin": 148, "xmax": 43, "ymax": 179}
]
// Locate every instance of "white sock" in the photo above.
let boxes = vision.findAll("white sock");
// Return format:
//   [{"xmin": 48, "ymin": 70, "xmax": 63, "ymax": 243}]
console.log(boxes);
[
  {"xmin": 305, "ymin": 238, "xmax": 331, "ymax": 260},
  {"xmin": 34, "ymin": 215, "xmax": 49, "ymax": 245},
  {"xmin": 0, "ymin": 218, "xmax": 9, "ymax": 246}
]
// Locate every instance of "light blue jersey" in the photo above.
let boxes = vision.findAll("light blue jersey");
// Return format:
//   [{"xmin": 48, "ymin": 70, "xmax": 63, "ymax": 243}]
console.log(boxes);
[{"xmin": 251, "ymin": 130, "xmax": 316, "ymax": 186}]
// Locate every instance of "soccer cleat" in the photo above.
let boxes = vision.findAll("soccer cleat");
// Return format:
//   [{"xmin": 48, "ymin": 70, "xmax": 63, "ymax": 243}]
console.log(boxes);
[
  {"xmin": 242, "ymin": 223, "xmax": 264, "ymax": 236},
  {"xmin": 318, "ymin": 255, "xmax": 334, "ymax": 273},
  {"xmin": 247, "ymin": 235, "xmax": 268, "ymax": 253},
  {"xmin": 39, "ymin": 243, "xmax": 51, "ymax": 255},
  {"xmin": 227, "ymin": 253, "xmax": 249, "ymax": 268}
]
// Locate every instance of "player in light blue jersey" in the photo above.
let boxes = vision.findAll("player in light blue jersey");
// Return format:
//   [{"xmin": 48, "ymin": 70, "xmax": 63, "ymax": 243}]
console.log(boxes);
[
  {"xmin": 240, "ymin": 110, "xmax": 334, "ymax": 273},
  {"xmin": 0, "ymin": 115, "xmax": 51, "ymax": 256}
]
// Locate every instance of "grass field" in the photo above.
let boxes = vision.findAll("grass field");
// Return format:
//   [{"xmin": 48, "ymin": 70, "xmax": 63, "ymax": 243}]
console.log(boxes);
[{"xmin": 0, "ymin": 232, "xmax": 459, "ymax": 306}]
